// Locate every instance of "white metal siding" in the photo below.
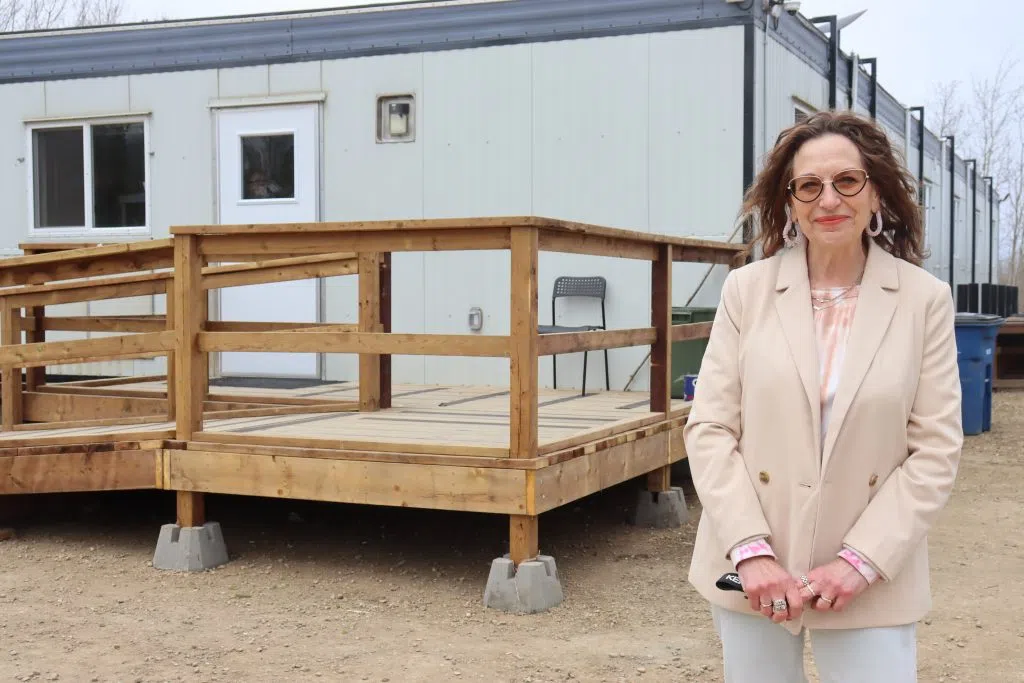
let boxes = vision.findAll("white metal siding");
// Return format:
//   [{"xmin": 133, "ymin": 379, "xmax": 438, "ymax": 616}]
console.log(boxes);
[
  {"xmin": 0, "ymin": 82, "xmax": 45, "ymax": 254},
  {"xmin": 421, "ymin": 44, "xmax": 532, "ymax": 386},
  {"xmin": 269, "ymin": 62, "xmax": 322, "ymax": 95},
  {"xmin": 761, "ymin": 32, "xmax": 828, "ymax": 153},
  {"xmin": 318, "ymin": 27, "xmax": 745, "ymax": 391},
  {"xmin": 6, "ymin": 26, "xmax": 746, "ymax": 390},
  {"xmin": 921, "ymin": 146, "xmax": 943, "ymax": 278},
  {"xmin": 131, "ymin": 69, "xmax": 220, "ymax": 239},
  {"xmin": 218, "ymin": 66, "xmax": 270, "ymax": 99},
  {"xmin": 321, "ymin": 53, "xmax": 426, "ymax": 385},
  {"xmin": 650, "ymin": 30, "xmax": 744, "ymax": 311}
]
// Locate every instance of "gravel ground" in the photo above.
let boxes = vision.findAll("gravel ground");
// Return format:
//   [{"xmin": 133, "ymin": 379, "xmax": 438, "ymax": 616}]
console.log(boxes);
[{"xmin": 1, "ymin": 391, "xmax": 1023, "ymax": 682}]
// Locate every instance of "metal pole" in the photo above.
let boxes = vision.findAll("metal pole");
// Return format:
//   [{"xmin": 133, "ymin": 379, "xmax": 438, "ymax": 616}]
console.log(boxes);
[
  {"xmin": 810, "ymin": 15, "xmax": 838, "ymax": 109},
  {"xmin": 966, "ymin": 159, "xmax": 977, "ymax": 283},
  {"xmin": 908, "ymin": 107, "xmax": 925, "ymax": 207},
  {"xmin": 984, "ymin": 176, "xmax": 995, "ymax": 284},
  {"xmin": 948, "ymin": 136, "xmax": 956, "ymax": 294},
  {"xmin": 859, "ymin": 58, "xmax": 877, "ymax": 119}
]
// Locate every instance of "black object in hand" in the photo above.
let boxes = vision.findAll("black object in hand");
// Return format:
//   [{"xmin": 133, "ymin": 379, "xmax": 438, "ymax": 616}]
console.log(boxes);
[{"xmin": 716, "ymin": 572, "xmax": 744, "ymax": 593}]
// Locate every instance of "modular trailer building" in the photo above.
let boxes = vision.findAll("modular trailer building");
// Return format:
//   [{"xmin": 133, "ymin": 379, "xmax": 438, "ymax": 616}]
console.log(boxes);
[{"xmin": 0, "ymin": 0, "xmax": 998, "ymax": 389}]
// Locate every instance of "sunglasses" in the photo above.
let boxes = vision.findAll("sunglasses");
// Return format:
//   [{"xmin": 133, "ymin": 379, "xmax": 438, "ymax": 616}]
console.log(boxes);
[{"xmin": 787, "ymin": 168, "xmax": 870, "ymax": 203}]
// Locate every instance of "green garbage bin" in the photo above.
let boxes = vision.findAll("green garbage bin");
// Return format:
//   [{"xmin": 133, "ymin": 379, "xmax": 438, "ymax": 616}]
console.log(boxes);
[{"xmin": 671, "ymin": 306, "xmax": 717, "ymax": 399}]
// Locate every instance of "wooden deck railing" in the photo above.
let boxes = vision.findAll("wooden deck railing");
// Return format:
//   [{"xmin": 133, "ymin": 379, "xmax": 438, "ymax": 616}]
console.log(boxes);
[
  {"xmin": 0, "ymin": 243, "xmax": 361, "ymax": 430},
  {"xmin": 1, "ymin": 218, "xmax": 745, "ymax": 446},
  {"xmin": 168, "ymin": 217, "xmax": 747, "ymax": 461}
]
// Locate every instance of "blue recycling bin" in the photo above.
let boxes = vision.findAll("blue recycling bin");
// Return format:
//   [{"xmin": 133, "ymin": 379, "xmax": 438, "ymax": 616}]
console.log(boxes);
[{"xmin": 953, "ymin": 313, "xmax": 1004, "ymax": 435}]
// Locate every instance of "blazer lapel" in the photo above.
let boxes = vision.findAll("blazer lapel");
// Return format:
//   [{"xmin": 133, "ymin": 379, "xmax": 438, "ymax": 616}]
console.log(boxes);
[
  {"xmin": 773, "ymin": 240, "xmax": 822, "ymax": 454},
  {"xmin": 820, "ymin": 241, "xmax": 900, "ymax": 472}
]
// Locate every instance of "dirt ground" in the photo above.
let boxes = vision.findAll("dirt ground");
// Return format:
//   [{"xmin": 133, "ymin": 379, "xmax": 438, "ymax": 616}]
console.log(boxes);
[{"xmin": 2, "ymin": 393, "xmax": 1023, "ymax": 683}]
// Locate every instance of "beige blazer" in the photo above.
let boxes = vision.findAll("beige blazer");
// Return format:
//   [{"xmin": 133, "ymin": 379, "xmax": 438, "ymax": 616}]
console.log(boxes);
[{"xmin": 684, "ymin": 238, "xmax": 963, "ymax": 634}]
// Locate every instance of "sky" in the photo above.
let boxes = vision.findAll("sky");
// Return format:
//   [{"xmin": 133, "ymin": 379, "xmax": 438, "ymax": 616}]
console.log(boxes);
[{"xmin": 125, "ymin": 0, "xmax": 1022, "ymax": 127}]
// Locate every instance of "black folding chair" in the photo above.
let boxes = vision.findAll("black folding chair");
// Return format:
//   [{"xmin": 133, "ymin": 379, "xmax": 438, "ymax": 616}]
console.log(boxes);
[{"xmin": 538, "ymin": 275, "xmax": 610, "ymax": 396}]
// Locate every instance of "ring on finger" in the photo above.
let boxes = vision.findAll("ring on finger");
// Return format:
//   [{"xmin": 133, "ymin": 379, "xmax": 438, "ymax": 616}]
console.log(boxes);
[
  {"xmin": 772, "ymin": 598, "xmax": 788, "ymax": 614},
  {"xmin": 818, "ymin": 595, "xmax": 834, "ymax": 606},
  {"xmin": 760, "ymin": 599, "xmax": 772, "ymax": 609}
]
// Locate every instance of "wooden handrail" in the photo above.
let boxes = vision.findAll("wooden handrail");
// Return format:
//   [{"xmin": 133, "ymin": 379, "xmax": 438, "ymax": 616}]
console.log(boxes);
[
  {"xmin": 537, "ymin": 328, "xmax": 657, "ymax": 356},
  {"xmin": 671, "ymin": 321, "xmax": 714, "ymax": 341},
  {"xmin": 198, "ymin": 331, "xmax": 510, "ymax": 357},
  {"xmin": 0, "ymin": 331, "xmax": 175, "ymax": 369}
]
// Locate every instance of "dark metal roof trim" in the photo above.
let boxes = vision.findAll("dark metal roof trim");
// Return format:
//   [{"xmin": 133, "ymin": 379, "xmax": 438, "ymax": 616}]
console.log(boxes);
[
  {"xmin": 0, "ymin": 0, "xmax": 752, "ymax": 84},
  {"xmin": 771, "ymin": 9, "xmax": 965, "ymax": 180}
]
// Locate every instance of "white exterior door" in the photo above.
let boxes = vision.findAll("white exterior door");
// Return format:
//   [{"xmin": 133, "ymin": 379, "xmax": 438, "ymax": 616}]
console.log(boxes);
[{"xmin": 215, "ymin": 103, "xmax": 320, "ymax": 378}]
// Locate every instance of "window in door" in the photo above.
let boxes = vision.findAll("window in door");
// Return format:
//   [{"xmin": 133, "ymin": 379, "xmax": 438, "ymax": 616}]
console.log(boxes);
[
  {"xmin": 241, "ymin": 133, "xmax": 295, "ymax": 200},
  {"xmin": 29, "ymin": 118, "xmax": 149, "ymax": 236}
]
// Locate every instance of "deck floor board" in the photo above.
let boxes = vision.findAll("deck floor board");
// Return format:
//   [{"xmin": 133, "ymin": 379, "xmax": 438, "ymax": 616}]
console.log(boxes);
[{"xmin": 0, "ymin": 382, "xmax": 687, "ymax": 452}]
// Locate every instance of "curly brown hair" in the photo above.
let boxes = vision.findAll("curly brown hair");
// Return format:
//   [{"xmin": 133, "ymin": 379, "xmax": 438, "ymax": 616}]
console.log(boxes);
[{"xmin": 742, "ymin": 110, "xmax": 925, "ymax": 266}]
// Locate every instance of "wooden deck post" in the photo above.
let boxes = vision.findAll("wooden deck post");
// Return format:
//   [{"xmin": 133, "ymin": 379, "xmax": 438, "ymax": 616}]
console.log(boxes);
[
  {"xmin": 19, "ymin": 248, "xmax": 45, "ymax": 391},
  {"xmin": 176, "ymin": 490, "xmax": 205, "ymax": 528},
  {"xmin": 24, "ymin": 307, "xmax": 45, "ymax": 391},
  {"xmin": 173, "ymin": 234, "xmax": 207, "ymax": 527},
  {"xmin": 647, "ymin": 243, "xmax": 673, "ymax": 493},
  {"xmin": 173, "ymin": 234, "xmax": 206, "ymax": 438},
  {"xmin": 510, "ymin": 226, "xmax": 540, "ymax": 564},
  {"xmin": 1, "ymin": 303, "xmax": 23, "ymax": 430},
  {"xmin": 165, "ymin": 280, "xmax": 176, "ymax": 421},
  {"xmin": 358, "ymin": 252, "xmax": 390, "ymax": 411}
]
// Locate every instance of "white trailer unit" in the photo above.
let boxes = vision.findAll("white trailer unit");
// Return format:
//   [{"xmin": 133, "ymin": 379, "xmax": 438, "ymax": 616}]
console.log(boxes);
[{"xmin": 0, "ymin": 0, "xmax": 997, "ymax": 387}]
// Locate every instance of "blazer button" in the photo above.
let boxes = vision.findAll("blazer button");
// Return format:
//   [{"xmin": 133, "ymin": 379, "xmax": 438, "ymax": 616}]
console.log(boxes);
[
  {"xmin": 759, "ymin": 471, "xmax": 770, "ymax": 484},
  {"xmin": 868, "ymin": 474, "xmax": 878, "ymax": 486}
]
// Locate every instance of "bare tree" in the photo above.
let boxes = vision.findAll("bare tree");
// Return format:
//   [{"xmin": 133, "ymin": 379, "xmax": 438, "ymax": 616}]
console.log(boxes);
[
  {"xmin": 71, "ymin": 0, "xmax": 120, "ymax": 26},
  {"xmin": 932, "ymin": 57, "xmax": 1024, "ymax": 288},
  {"xmin": 928, "ymin": 79, "xmax": 970, "ymax": 147},
  {"xmin": 1000, "ymin": 112, "xmax": 1024, "ymax": 287},
  {"xmin": 0, "ymin": 0, "xmax": 123, "ymax": 32},
  {"xmin": 971, "ymin": 56, "xmax": 1024, "ymax": 178}
]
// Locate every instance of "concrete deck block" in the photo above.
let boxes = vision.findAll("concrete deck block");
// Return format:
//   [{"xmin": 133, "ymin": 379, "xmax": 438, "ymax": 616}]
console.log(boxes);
[
  {"xmin": 630, "ymin": 486, "xmax": 688, "ymax": 528},
  {"xmin": 483, "ymin": 555, "xmax": 564, "ymax": 613},
  {"xmin": 152, "ymin": 522, "xmax": 229, "ymax": 571}
]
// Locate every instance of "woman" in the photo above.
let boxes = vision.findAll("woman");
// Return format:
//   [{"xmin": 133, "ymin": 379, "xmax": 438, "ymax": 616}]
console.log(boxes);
[{"xmin": 684, "ymin": 110, "xmax": 963, "ymax": 681}]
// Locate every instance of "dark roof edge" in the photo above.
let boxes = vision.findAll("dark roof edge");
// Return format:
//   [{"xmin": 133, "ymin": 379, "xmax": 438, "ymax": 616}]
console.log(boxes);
[
  {"xmin": 0, "ymin": 0, "xmax": 752, "ymax": 85},
  {"xmin": 768, "ymin": 9, "xmax": 971, "ymax": 182}
]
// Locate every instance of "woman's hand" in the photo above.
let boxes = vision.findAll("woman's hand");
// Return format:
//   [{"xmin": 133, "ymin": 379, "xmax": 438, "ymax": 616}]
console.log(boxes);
[
  {"xmin": 736, "ymin": 556, "xmax": 805, "ymax": 623},
  {"xmin": 805, "ymin": 558, "xmax": 870, "ymax": 612}
]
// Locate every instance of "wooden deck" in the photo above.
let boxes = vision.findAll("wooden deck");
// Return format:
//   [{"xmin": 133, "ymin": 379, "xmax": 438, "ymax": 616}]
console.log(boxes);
[
  {"xmin": 0, "ymin": 382, "xmax": 684, "ymax": 457},
  {"xmin": 1, "ymin": 217, "xmax": 743, "ymax": 570}
]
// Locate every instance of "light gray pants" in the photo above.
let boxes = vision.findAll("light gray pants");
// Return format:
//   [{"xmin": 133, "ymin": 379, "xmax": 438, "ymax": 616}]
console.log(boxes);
[{"xmin": 712, "ymin": 606, "xmax": 917, "ymax": 683}]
